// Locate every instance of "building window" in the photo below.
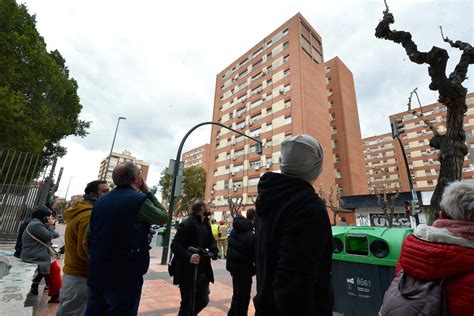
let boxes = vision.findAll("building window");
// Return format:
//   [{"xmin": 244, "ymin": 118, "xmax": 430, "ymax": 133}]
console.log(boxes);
[
  {"xmin": 248, "ymin": 177, "xmax": 260, "ymax": 186},
  {"xmin": 282, "ymin": 28, "xmax": 289, "ymax": 36},
  {"xmin": 283, "ymin": 54, "xmax": 290, "ymax": 63},
  {"xmin": 234, "ymin": 149, "xmax": 244, "ymax": 157},
  {"xmin": 250, "ymin": 160, "xmax": 261, "ymax": 169},
  {"xmin": 253, "ymin": 47, "xmax": 264, "ymax": 57},
  {"xmin": 284, "ymin": 68, "xmax": 290, "ymax": 77},
  {"xmin": 283, "ymin": 84, "xmax": 291, "ymax": 93},
  {"xmin": 283, "ymin": 41, "xmax": 289, "ymax": 50},
  {"xmin": 237, "ymin": 107, "xmax": 246, "ymax": 117},
  {"xmin": 232, "ymin": 164, "xmax": 244, "ymax": 173},
  {"xmin": 284, "ymin": 99, "xmax": 291, "ymax": 108},
  {"xmin": 236, "ymin": 121, "xmax": 246, "ymax": 129},
  {"xmin": 250, "ymin": 128, "xmax": 262, "ymax": 137},
  {"xmin": 266, "ymin": 79, "xmax": 273, "ymax": 86},
  {"xmin": 253, "ymin": 59, "xmax": 262, "ymax": 69},
  {"xmin": 284, "ymin": 116, "xmax": 292, "ymax": 125},
  {"xmin": 250, "ymin": 99, "xmax": 263, "ymax": 109}
]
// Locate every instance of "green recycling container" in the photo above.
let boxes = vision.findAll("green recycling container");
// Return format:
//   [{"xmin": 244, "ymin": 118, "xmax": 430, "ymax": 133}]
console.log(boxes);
[{"xmin": 331, "ymin": 226, "xmax": 413, "ymax": 316}]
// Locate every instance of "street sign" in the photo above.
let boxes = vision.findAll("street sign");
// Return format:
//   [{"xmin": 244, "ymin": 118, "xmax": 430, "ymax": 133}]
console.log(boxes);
[{"xmin": 168, "ymin": 159, "xmax": 184, "ymax": 176}]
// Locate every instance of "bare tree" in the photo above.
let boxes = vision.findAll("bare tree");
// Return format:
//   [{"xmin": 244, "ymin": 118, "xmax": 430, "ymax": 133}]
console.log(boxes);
[
  {"xmin": 324, "ymin": 186, "xmax": 354, "ymax": 225},
  {"xmin": 375, "ymin": 1, "xmax": 473, "ymax": 223},
  {"xmin": 227, "ymin": 196, "xmax": 244, "ymax": 218},
  {"xmin": 376, "ymin": 186, "xmax": 400, "ymax": 227}
]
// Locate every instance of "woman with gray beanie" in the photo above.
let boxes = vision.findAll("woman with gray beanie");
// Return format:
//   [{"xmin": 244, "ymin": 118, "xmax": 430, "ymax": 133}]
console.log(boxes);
[
  {"xmin": 253, "ymin": 135, "xmax": 333, "ymax": 316},
  {"xmin": 21, "ymin": 205, "xmax": 62, "ymax": 303}
]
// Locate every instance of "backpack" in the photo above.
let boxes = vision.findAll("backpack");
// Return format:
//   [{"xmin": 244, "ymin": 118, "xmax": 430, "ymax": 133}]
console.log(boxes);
[{"xmin": 379, "ymin": 270, "xmax": 449, "ymax": 316}]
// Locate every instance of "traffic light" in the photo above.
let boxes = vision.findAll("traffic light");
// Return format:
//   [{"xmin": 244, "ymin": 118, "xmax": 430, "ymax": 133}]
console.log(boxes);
[
  {"xmin": 390, "ymin": 117, "xmax": 405, "ymax": 138},
  {"xmin": 403, "ymin": 200, "xmax": 412, "ymax": 213},
  {"xmin": 410, "ymin": 200, "xmax": 421, "ymax": 216},
  {"xmin": 256, "ymin": 138, "xmax": 263, "ymax": 155}
]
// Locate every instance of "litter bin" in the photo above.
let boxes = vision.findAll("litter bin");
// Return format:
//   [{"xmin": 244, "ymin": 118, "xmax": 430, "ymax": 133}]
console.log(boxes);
[
  {"xmin": 155, "ymin": 227, "xmax": 166, "ymax": 246},
  {"xmin": 331, "ymin": 226, "xmax": 412, "ymax": 316}
]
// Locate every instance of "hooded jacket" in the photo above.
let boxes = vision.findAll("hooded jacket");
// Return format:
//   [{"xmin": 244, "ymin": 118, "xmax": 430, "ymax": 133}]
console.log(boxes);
[
  {"xmin": 226, "ymin": 215, "xmax": 255, "ymax": 276},
  {"xmin": 63, "ymin": 198, "xmax": 94, "ymax": 277},
  {"xmin": 253, "ymin": 172, "xmax": 333, "ymax": 316},
  {"xmin": 396, "ymin": 220, "xmax": 474, "ymax": 316},
  {"xmin": 21, "ymin": 218, "xmax": 59, "ymax": 274}
]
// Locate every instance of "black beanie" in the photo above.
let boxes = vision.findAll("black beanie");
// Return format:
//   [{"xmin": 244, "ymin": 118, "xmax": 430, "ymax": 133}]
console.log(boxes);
[{"xmin": 31, "ymin": 205, "xmax": 51, "ymax": 221}]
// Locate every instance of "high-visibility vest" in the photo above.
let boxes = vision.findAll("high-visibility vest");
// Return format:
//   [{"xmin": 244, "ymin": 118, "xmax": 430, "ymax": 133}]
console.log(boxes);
[{"xmin": 211, "ymin": 223, "xmax": 219, "ymax": 236}]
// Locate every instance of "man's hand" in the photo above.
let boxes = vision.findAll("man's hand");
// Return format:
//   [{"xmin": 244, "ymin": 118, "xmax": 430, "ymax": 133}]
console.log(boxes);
[
  {"xmin": 138, "ymin": 176, "xmax": 149, "ymax": 193},
  {"xmin": 189, "ymin": 254, "xmax": 200, "ymax": 265}
]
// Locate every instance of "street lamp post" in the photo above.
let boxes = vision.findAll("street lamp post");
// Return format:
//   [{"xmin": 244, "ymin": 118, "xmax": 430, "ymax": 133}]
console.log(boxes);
[
  {"xmin": 160, "ymin": 121, "xmax": 262, "ymax": 264},
  {"xmin": 103, "ymin": 116, "xmax": 126, "ymax": 182}
]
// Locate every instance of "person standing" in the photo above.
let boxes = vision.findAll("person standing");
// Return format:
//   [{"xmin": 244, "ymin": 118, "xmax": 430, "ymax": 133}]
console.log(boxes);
[
  {"xmin": 56, "ymin": 180, "xmax": 109, "ymax": 316},
  {"xmin": 85, "ymin": 162, "xmax": 168, "ymax": 315},
  {"xmin": 253, "ymin": 135, "xmax": 333, "ymax": 316},
  {"xmin": 227, "ymin": 208, "xmax": 256, "ymax": 316},
  {"xmin": 211, "ymin": 218, "xmax": 219, "ymax": 241},
  {"xmin": 171, "ymin": 200, "xmax": 218, "ymax": 316},
  {"xmin": 217, "ymin": 220, "xmax": 229, "ymax": 259},
  {"xmin": 21, "ymin": 205, "xmax": 62, "ymax": 303}
]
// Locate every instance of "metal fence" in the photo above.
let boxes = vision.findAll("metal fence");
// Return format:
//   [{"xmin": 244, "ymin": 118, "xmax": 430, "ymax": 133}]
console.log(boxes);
[{"xmin": 0, "ymin": 148, "xmax": 56, "ymax": 240}]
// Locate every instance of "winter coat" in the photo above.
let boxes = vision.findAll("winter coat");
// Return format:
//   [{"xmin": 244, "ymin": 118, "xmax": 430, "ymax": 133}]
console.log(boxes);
[
  {"xmin": 395, "ymin": 219, "xmax": 474, "ymax": 316},
  {"xmin": 88, "ymin": 186, "xmax": 150, "ymax": 289},
  {"xmin": 170, "ymin": 213, "xmax": 218, "ymax": 285},
  {"xmin": 253, "ymin": 172, "xmax": 333, "ymax": 316},
  {"xmin": 63, "ymin": 198, "xmax": 93, "ymax": 277},
  {"xmin": 226, "ymin": 215, "xmax": 256, "ymax": 276},
  {"xmin": 21, "ymin": 218, "xmax": 59, "ymax": 274}
]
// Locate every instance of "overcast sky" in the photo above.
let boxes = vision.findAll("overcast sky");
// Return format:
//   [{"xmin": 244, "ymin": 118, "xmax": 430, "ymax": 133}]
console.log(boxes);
[{"xmin": 21, "ymin": 0, "xmax": 473, "ymax": 199}]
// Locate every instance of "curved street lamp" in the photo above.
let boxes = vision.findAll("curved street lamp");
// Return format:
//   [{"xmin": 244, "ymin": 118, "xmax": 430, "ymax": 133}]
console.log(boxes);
[
  {"xmin": 161, "ymin": 121, "xmax": 262, "ymax": 264},
  {"xmin": 103, "ymin": 116, "xmax": 126, "ymax": 182}
]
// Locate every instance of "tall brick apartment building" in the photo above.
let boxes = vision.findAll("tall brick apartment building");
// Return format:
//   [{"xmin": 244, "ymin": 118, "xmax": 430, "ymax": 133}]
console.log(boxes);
[
  {"xmin": 364, "ymin": 92, "xmax": 474, "ymax": 193},
  {"xmin": 205, "ymin": 13, "xmax": 367, "ymax": 221},
  {"xmin": 182, "ymin": 144, "xmax": 210, "ymax": 170}
]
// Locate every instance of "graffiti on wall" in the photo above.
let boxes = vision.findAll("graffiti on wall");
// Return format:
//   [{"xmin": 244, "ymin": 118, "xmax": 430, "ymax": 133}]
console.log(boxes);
[{"xmin": 370, "ymin": 213, "xmax": 411, "ymax": 228}]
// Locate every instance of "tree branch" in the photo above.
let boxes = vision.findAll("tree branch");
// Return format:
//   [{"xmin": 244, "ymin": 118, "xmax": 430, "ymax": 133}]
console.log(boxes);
[
  {"xmin": 407, "ymin": 88, "xmax": 441, "ymax": 136},
  {"xmin": 375, "ymin": 4, "xmax": 450, "ymax": 92}
]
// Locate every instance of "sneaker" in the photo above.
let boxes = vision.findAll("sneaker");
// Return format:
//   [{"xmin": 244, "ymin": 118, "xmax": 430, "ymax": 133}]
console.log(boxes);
[{"xmin": 48, "ymin": 295, "xmax": 60, "ymax": 303}]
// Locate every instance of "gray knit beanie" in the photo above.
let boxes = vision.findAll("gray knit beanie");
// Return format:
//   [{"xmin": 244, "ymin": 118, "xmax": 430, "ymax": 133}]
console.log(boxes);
[{"xmin": 279, "ymin": 134, "xmax": 324, "ymax": 183}]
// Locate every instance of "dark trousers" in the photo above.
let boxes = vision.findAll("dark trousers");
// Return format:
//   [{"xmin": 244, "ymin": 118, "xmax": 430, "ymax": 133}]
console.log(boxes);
[
  {"xmin": 178, "ymin": 273, "xmax": 210, "ymax": 316},
  {"xmin": 85, "ymin": 277, "xmax": 143, "ymax": 316},
  {"xmin": 228, "ymin": 273, "xmax": 252, "ymax": 316}
]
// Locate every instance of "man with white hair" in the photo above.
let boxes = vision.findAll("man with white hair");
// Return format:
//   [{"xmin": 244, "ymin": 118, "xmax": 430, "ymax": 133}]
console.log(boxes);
[{"xmin": 253, "ymin": 135, "xmax": 333, "ymax": 316}]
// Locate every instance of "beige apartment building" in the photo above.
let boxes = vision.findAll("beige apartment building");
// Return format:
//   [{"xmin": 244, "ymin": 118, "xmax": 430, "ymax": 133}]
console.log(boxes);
[
  {"xmin": 98, "ymin": 150, "xmax": 150, "ymax": 185},
  {"xmin": 182, "ymin": 144, "xmax": 210, "ymax": 170},
  {"xmin": 364, "ymin": 92, "xmax": 474, "ymax": 193},
  {"xmin": 205, "ymin": 13, "xmax": 367, "ymax": 222}
]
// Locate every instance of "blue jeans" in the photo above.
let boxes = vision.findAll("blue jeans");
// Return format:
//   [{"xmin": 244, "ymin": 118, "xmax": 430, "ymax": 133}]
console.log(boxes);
[{"xmin": 85, "ymin": 277, "xmax": 143, "ymax": 316}]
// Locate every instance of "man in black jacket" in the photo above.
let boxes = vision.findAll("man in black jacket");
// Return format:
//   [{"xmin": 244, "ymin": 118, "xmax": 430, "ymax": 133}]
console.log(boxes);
[
  {"xmin": 171, "ymin": 200, "xmax": 218, "ymax": 316},
  {"xmin": 226, "ymin": 208, "xmax": 256, "ymax": 316},
  {"xmin": 254, "ymin": 134, "xmax": 333, "ymax": 316}
]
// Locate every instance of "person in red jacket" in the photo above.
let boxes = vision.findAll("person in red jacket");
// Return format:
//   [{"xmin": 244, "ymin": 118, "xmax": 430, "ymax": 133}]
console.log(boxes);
[{"xmin": 395, "ymin": 180, "xmax": 474, "ymax": 316}]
